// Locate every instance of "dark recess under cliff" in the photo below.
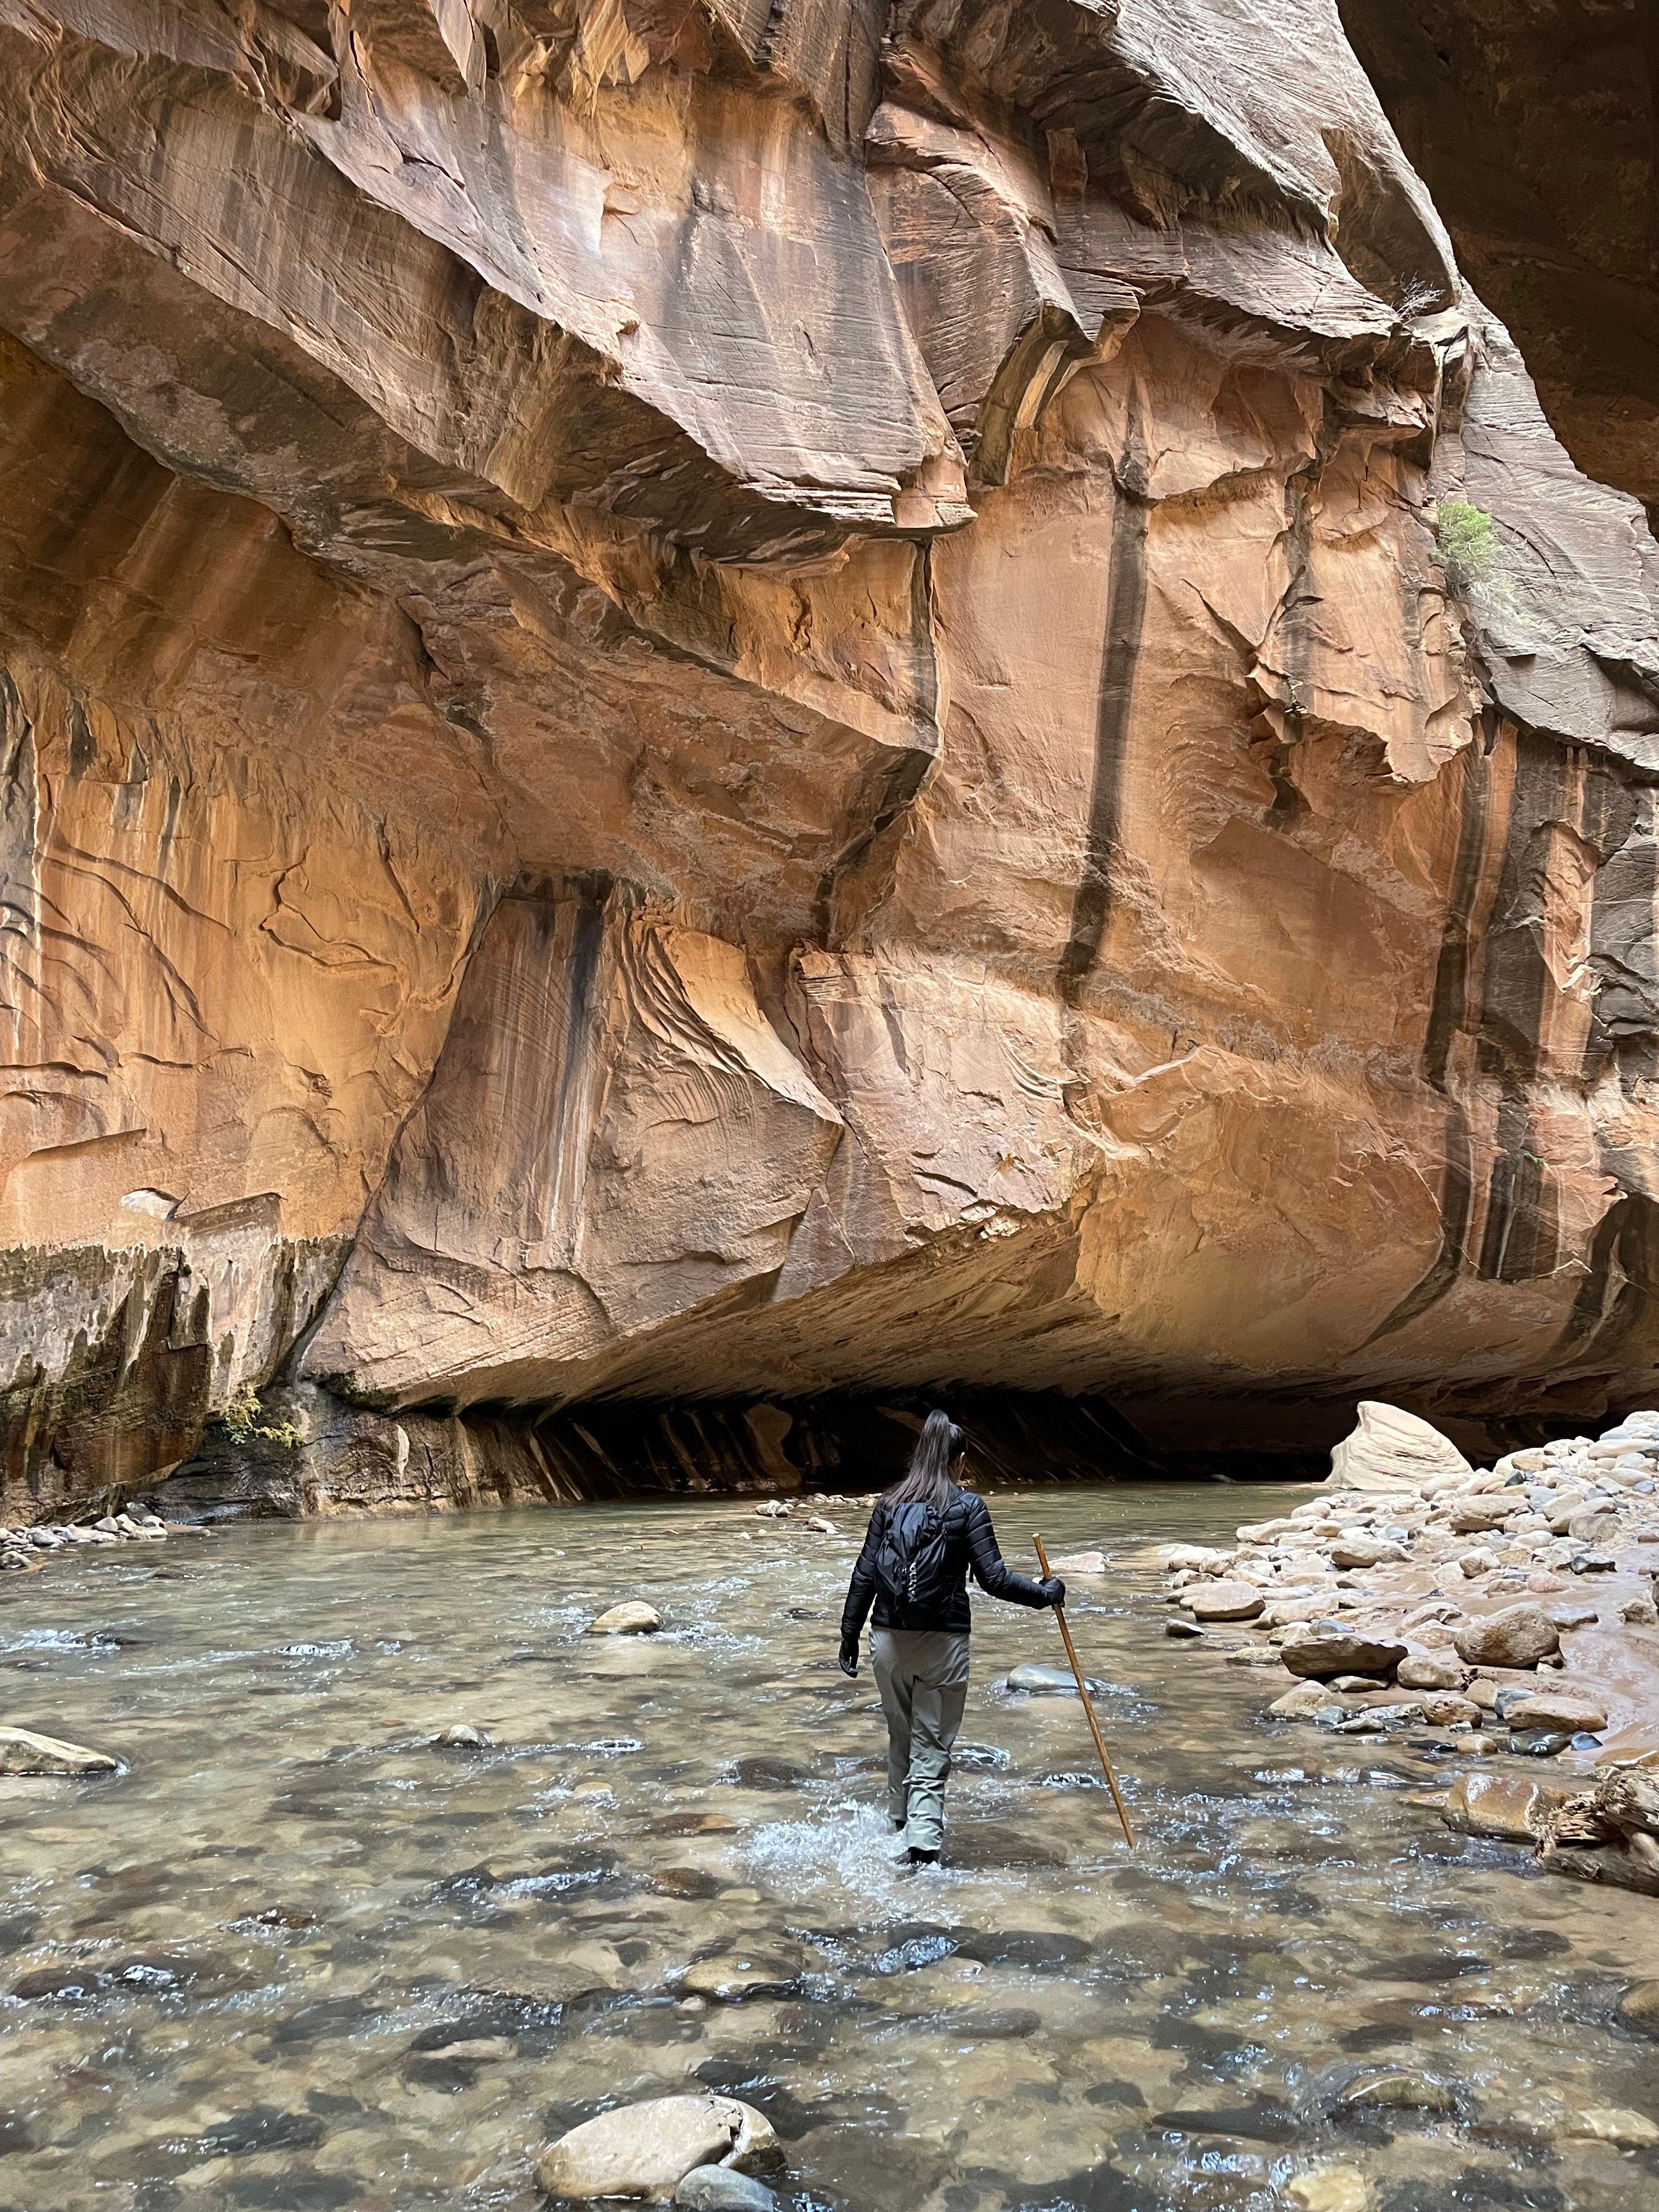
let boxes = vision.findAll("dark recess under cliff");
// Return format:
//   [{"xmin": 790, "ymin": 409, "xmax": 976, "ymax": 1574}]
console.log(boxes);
[{"xmin": 1338, "ymin": 0, "xmax": 1659, "ymax": 529}]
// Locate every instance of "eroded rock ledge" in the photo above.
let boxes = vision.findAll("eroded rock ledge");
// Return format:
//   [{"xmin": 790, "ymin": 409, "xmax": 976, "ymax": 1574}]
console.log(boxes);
[{"xmin": 2, "ymin": 2, "xmax": 1657, "ymax": 1520}]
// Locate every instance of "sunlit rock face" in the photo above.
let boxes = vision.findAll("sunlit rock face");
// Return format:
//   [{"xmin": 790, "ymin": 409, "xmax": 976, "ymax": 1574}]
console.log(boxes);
[{"xmin": 2, "ymin": 0, "xmax": 1657, "ymax": 1517}]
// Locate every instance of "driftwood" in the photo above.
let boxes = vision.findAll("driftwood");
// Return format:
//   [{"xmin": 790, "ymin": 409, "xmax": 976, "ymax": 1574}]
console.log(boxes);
[{"xmin": 1535, "ymin": 1764, "xmax": 1659, "ymax": 1896}]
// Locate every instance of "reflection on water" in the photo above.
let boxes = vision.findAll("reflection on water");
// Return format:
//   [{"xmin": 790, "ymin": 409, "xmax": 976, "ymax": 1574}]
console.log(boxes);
[{"xmin": 2, "ymin": 1485, "xmax": 1657, "ymax": 2211}]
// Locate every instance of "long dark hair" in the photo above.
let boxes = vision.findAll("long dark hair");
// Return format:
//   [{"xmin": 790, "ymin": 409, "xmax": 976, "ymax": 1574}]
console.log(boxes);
[{"xmin": 882, "ymin": 1409, "xmax": 964, "ymax": 1511}]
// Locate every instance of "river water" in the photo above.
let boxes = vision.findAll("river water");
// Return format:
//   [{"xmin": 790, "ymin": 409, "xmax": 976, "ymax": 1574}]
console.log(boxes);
[{"xmin": 2, "ymin": 1483, "xmax": 1657, "ymax": 2212}]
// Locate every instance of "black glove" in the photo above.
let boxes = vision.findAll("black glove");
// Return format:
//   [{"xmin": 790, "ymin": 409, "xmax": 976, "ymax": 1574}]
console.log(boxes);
[
  {"xmin": 1039, "ymin": 1577, "xmax": 1066, "ymax": 1609},
  {"xmin": 838, "ymin": 1639, "xmax": 859, "ymax": 1678}
]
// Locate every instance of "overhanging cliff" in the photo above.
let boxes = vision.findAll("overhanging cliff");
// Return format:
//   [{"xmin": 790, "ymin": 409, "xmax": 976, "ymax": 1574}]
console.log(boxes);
[{"xmin": 2, "ymin": 0, "xmax": 1657, "ymax": 1519}]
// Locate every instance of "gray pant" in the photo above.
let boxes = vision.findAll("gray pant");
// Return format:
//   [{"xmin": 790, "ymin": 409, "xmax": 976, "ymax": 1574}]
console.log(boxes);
[{"xmin": 871, "ymin": 1628, "xmax": 970, "ymax": 1852}]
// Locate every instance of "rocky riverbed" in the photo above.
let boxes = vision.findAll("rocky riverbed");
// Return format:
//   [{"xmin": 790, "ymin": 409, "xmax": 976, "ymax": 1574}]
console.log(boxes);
[
  {"xmin": 3, "ymin": 1484, "xmax": 1659, "ymax": 2211},
  {"xmin": 1151, "ymin": 1404, "xmax": 1659, "ymax": 1899}
]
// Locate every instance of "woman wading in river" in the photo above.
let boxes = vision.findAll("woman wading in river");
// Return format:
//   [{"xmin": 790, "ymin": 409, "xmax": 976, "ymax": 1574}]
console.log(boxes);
[{"xmin": 839, "ymin": 1410, "xmax": 1064, "ymax": 1865}]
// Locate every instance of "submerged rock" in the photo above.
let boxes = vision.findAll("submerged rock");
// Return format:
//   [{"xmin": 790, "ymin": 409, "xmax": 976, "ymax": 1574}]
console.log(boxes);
[
  {"xmin": 1441, "ymin": 1773, "xmax": 1566, "ymax": 1842},
  {"xmin": 433, "ymin": 1723, "xmax": 491, "ymax": 1750},
  {"xmin": 1285, "ymin": 2170, "xmax": 1371, "ymax": 2212},
  {"xmin": 674, "ymin": 2170, "xmax": 779, "ymax": 2212},
  {"xmin": 0, "ymin": 1727, "xmax": 120, "ymax": 1776},
  {"xmin": 536, "ymin": 2094, "xmax": 782, "ymax": 2201}
]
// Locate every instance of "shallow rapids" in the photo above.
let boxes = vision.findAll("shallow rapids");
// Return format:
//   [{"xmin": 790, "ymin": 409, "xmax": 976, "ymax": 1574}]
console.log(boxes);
[{"xmin": 2, "ymin": 1485, "xmax": 1657, "ymax": 2211}]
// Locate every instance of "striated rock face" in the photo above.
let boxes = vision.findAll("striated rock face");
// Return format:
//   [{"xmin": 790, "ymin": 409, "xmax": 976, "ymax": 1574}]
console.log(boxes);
[{"xmin": 1, "ymin": 0, "xmax": 1657, "ymax": 1517}]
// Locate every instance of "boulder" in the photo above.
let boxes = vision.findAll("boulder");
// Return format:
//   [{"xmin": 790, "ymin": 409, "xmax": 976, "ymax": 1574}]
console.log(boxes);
[
  {"xmin": 1328, "ymin": 1403, "xmax": 1471, "ymax": 1493},
  {"xmin": 1452, "ymin": 1605, "xmax": 1560, "ymax": 1669},
  {"xmin": 1279, "ymin": 1627, "xmax": 1407, "ymax": 1681},
  {"xmin": 588, "ymin": 1602, "xmax": 663, "ymax": 1636},
  {"xmin": 1184, "ymin": 1581, "xmax": 1266, "ymax": 1622},
  {"xmin": 0, "ymin": 1727, "xmax": 120, "ymax": 1776},
  {"xmin": 536, "ymin": 2096, "xmax": 782, "ymax": 2200}
]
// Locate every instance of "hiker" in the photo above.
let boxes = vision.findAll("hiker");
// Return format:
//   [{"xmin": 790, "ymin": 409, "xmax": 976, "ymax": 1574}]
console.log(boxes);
[{"xmin": 839, "ymin": 1410, "xmax": 1064, "ymax": 1865}]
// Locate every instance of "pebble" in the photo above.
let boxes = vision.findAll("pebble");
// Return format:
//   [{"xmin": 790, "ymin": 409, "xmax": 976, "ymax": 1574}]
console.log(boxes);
[{"xmin": 588, "ymin": 1601, "xmax": 663, "ymax": 1635}]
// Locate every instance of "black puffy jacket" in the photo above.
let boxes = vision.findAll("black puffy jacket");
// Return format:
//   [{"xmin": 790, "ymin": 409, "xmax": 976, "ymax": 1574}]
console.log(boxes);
[{"xmin": 840, "ymin": 1488, "xmax": 1052, "ymax": 1640}]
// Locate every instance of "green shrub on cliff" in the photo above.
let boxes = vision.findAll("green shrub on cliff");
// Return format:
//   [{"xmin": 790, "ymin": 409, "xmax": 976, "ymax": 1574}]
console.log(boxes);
[{"xmin": 223, "ymin": 1383, "xmax": 301, "ymax": 1450}]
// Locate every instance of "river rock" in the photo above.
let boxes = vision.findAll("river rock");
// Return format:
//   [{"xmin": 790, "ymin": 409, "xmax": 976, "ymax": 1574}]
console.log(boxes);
[
  {"xmin": 1280, "ymin": 1627, "xmax": 1407, "ymax": 1681},
  {"xmin": 0, "ymin": 1728, "xmax": 120, "ymax": 1776},
  {"xmin": 1285, "ymin": 2171, "xmax": 1370, "ymax": 2212},
  {"xmin": 1329, "ymin": 1534, "xmax": 1407, "ymax": 1569},
  {"xmin": 1616, "ymin": 1981, "xmax": 1659, "ymax": 2036},
  {"xmin": 588, "ymin": 1602, "xmax": 663, "ymax": 1636},
  {"xmin": 1441, "ymin": 1773, "xmax": 1567, "ymax": 1841},
  {"xmin": 537, "ymin": 2095, "xmax": 782, "ymax": 2200},
  {"xmin": 1446, "ymin": 1497, "xmax": 1516, "ymax": 1534},
  {"xmin": 1003, "ymin": 1664, "xmax": 1105, "ymax": 1695},
  {"xmin": 1048, "ymin": 1550, "xmax": 1107, "ymax": 1575},
  {"xmin": 1268, "ymin": 1681, "xmax": 1345, "ymax": 1719},
  {"xmin": 433, "ymin": 1723, "xmax": 490, "ymax": 1749},
  {"xmin": 1161, "ymin": 1546, "xmax": 1232, "ymax": 1572},
  {"xmin": 1335, "ymin": 2068, "xmax": 1458, "ymax": 2115},
  {"xmin": 1561, "ymin": 2108, "xmax": 1659, "ymax": 2147},
  {"xmin": 1418, "ymin": 1692, "xmax": 1482, "ymax": 1726},
  {"xmin": 675, "ymin": 2169, "xmax": 779, "ymax": 2212},
  {"xmin": 1396, "ymin": 1651, "xmax": 1467, "ymax": 1691},
  {"xmin": 1452, "ymin": 1605, "xmax": 1560, "ymax": 1668},
  {"xmin": 1164, "ymin": 1618, "xmax": 1205, "ymax": 1640},
  {"xmin": 1184, "ymin": 1581, "xmax": 1266, "ymax": 1622},
  {"xmin": 678, "ymin": 1950, "xmax": 804, "ymax": 2004},
  {"xmin": 1328, "ymin": 1403, "xmax": 1471, "ymax": 1493},
  {"xmin": 1503, "ymin": 1690, "xmax": 1609, "ymax": 1735}
]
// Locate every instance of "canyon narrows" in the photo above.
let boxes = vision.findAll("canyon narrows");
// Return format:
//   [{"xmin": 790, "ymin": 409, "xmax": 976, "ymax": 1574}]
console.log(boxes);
[{"xmin": 2, "ymin": 0, "xmax": 1658, "ymax": 1520}]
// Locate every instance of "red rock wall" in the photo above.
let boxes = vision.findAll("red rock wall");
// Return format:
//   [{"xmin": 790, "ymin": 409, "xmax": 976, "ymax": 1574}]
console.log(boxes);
[{"xmin": 1, "ymin": 1, "xmax": 1656, "ymax": 1516}]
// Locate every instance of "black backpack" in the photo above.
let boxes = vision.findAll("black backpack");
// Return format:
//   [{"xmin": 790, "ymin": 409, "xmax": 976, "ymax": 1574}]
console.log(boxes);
[{"xmin": 873, "ymin": 1501, "xmax": 952, "ymax": 1625}]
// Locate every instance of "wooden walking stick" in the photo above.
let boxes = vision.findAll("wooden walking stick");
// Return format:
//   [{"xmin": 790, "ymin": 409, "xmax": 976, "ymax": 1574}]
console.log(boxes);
[{"xmin": 1034, "ymin": 1535, "xmax": 1136, "ymax": 1849}]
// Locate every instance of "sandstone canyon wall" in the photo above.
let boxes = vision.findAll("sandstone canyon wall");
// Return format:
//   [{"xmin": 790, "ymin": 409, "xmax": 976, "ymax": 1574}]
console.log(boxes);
[{"xmin": 2, "ymin": 0, "xmax": 1658, "ymax": 1519}]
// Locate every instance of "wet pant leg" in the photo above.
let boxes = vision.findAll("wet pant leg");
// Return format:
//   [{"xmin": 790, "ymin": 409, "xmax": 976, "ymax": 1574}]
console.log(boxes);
[{"xmin": 871, "ymin": 1629, "xmax": 971, "ymax": 1850}]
